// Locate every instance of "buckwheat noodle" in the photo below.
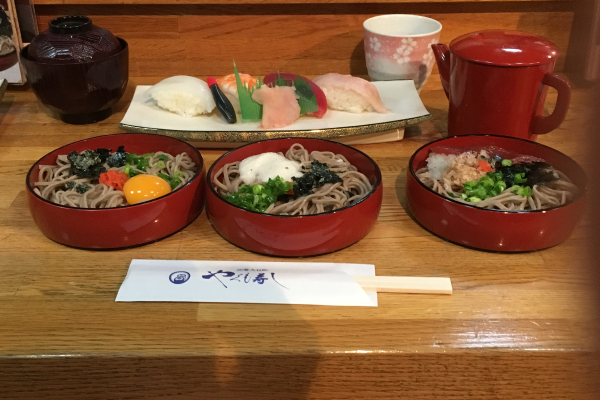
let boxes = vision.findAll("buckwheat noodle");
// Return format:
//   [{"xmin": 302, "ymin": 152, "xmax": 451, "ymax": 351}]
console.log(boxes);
[
  {"xmin": 416, "ymin": 167, "xmax": 578, "ymax": 211},
  {"xmin": 213, "ymin": 143, "xmax": 373, "ymax": 215},
  {"xmin": 33, "ymin": 151, "xmax": 197, "ymax": 208}
]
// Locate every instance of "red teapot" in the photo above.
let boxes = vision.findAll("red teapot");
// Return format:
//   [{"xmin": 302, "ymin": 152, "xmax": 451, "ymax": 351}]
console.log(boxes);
[{"xmin": 431, "ymin": 30, "xmax": 571, "ymax": 141}]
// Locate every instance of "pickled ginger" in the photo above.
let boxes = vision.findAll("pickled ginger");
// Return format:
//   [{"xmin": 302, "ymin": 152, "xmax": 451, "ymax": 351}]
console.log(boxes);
[{"xmin": 251, "ymin": 85, "xmax": 300, "ymax": 129}]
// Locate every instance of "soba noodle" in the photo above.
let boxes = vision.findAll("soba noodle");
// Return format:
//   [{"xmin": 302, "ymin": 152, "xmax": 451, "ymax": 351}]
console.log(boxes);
[
  {"xmin": 416, "ymin": 166, "xmax": 578, "ymax": 211},
  {"xmin": 213, "ymin": 143, "xmax": 373, "ymax": 215},
  {"xmin": 34, "ymin": 151, "xmax": 197, "ymax": 208}
]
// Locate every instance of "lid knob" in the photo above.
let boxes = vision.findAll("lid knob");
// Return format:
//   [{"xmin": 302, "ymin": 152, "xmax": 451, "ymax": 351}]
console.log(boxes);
[{"xmin": 49, "ymin": 16, "xmax": 93, "ymax": 34}]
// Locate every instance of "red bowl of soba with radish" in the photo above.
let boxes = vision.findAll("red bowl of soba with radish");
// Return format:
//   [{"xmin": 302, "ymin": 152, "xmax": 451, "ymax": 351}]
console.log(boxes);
[
  {"xmin": 26, "ymin": 133, "xmax": 206, "ymax": 249},
  {"xmin": 206, "ymin": 138, "xmax": 383, "ymax": 257},
  {"xmin": 407, "ymin": 135, "xmax": 586, "ymax": 252}
]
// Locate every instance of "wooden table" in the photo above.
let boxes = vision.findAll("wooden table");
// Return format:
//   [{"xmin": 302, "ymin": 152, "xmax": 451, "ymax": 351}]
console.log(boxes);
[{"xmin": 0, "ymin": 77, "xmax": 597, "ymax": 399}]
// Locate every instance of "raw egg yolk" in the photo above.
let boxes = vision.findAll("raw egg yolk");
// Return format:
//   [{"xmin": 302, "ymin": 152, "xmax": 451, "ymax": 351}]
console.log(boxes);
[{"xmin": 123, "ymin": 175, "xmax": 172, "ymax": 205}]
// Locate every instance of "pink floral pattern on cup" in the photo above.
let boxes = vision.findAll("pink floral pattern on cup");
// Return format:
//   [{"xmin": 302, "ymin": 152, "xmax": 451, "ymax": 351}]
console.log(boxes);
[{"xmin": 364, "ymin": 15, "xmax": 442, "ymax": 91}]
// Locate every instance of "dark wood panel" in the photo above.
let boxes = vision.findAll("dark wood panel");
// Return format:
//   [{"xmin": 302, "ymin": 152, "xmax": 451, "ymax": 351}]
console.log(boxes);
[{"xmin": 33, "ymin": 0, "xmax": 574, "ymax": 5}]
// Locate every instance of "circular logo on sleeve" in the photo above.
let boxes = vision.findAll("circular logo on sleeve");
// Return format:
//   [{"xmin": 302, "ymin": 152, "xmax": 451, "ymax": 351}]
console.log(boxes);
[{"xmin": 169, "ymin": 271, "xmax": 191, "ymax": 284}]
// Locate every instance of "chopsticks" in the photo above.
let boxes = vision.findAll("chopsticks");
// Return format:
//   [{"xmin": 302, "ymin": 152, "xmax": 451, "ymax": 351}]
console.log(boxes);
[{"xmin": 353, "ymin": 276, "xmax": 452, "ymax": 295}]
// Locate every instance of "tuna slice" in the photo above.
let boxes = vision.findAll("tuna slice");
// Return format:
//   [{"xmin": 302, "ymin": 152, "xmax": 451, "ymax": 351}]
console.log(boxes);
[
  {"xmin": 312, "ymin": 73, "xmax": 388, "ymax": 114},
  {"xmin": 252, "ymin": 85, "xmax": 300, "ymax": 129}
]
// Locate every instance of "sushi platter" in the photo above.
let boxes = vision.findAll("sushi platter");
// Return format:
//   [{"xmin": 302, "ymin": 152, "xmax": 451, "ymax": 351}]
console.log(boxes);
[{"xmin": 119, "ymin": 80, "xmax": 431, "ymax": 147}]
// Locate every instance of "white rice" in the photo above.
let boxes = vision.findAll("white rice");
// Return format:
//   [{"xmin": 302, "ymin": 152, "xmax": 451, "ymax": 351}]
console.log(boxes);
[
  {"xmin": 426, "ymin": 153, "xmax": 456, "ymax": 180},
  {"xmin": 145, "ymin": 76, "xmax": 216, "ymax": 118},
  {"xmin": 149, "ymin": 91, "xmax": 214, "ymax": 118}
]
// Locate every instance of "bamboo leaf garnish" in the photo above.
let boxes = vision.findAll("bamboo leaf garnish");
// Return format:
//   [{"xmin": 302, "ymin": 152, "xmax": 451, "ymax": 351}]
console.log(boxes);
[
  {"xmin": 234, "ymin": 61, "xmax": 262, "ymax": 121},
  {"xmin": 294, "ymin": 76, "xmax": 318, "ymax": 115}
]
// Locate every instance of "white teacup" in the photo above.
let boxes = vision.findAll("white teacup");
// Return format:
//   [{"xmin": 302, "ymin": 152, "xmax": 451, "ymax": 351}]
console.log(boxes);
[{"xmin": 364, "ymin": 14, "xmax": 442, "ymax": 90}]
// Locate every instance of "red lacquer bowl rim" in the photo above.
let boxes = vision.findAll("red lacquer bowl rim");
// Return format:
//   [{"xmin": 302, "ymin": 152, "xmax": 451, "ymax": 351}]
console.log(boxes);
[
  {"xmin": 408, "ymin": 134, "xmax": 587, "ymax": 214},
  {"xmin": 207, "ymin": 137, "xmax": 382, "ymax": 218},
  {"xmin": 26, "ymin": 132, "xmax": 204, "ymax": 211},
  {"xmin": 0, "ymin": 49, "xmax": 16, "ymax": 59}
]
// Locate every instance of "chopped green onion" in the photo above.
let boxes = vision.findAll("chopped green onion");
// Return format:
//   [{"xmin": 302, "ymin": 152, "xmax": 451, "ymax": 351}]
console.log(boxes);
[
  {"xmin": 480, "ymin": 177, "xmax": 494, "ymax": 188},
  {"xmin": 514, "ymin": 173, "xmax": 527, "ymax": 184},
  {"xmin": 518, "ymin": 186, "xmax": 532, "ymax": 197},
  {"xmin": 224, "ymin": 176, "xmax": 295, "ymax": 213},
  {"xmin": 510, "ymin": 185, "xmax": 532, "ymax": 197},
  {"xmin": 464, "ymin": 181, "xmax": 477, "ymax": 190},
  {"xmin": 158, "ymin": 173, "xmax": 182, "ymax": 190},
  {"xmin": 501, "ymin": 159, "xmax": 512, "ymax": 167},
  {"xmin": 495, "ymin": 181, "xmax": 507, "ymax": 192}
]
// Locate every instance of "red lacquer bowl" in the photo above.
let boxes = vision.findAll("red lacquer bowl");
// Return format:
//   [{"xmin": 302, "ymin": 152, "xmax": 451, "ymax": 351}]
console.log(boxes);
[
  {"xmin": 406, "ymin": 135, "xmax": 586, "ymax": 252},
  {"xmin": 206, "ymin": 138, "xmax": 383, "ymax": 257},
  {"xmin": 26, "ymin": 133, "xmax": 206, "ymax": 249}
]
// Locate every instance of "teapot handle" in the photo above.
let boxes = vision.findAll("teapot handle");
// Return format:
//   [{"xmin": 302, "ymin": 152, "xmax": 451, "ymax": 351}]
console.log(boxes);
[
  {"xmin": 531, "ymin": 73, "xmax": 571, "ymax": 135},
  {"xmin": 430, "ymin": 44, "xmax": 451, "ymax": 99}
]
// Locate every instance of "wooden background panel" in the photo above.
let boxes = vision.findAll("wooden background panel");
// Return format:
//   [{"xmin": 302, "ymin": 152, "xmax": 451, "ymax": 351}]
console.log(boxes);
[
  {"xmin": 34, "ymin": 2, "xmax": 574, "ymax": 77},
  {"xmin": 33, "ymin": 0, "xmax": 575, "ymax": 5}
]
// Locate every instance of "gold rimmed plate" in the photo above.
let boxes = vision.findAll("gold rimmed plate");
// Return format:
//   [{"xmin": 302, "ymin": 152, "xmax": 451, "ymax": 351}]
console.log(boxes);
[{"xmin": 119, "ymin": 80, "xmax": 431, "ymax": 147}]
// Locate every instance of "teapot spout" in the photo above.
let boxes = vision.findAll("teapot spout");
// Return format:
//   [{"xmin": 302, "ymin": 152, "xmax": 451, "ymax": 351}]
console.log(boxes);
[{"xmin": 431, "ymin": 44, "xmax": 451, "ymax": 99}]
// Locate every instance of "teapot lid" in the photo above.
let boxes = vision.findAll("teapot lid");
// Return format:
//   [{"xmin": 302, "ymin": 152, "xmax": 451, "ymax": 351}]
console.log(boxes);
[{"xmin": 449, "ymin": 30, "xmax": 559, "ymax": 67}]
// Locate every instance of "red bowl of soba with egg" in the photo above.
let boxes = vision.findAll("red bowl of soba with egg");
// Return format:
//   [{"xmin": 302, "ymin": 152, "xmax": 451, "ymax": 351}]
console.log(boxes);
[
  {"xmin": 407, "ymin": 135, "xmax": 586, "ymax": 252},
  {"xmin": 206, "ymin": 138, "xmax": 383, "ymax": 257},
  {"xmin": 26, "ymin": 133, "xmax": 206, "ymax": 249}
]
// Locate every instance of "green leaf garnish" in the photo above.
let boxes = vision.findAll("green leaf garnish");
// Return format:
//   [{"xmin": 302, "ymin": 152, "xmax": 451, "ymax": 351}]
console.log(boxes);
[
  {"xmin": 294, "ymin": 76, "xmax": 318, "ymax": 115},
  {"xmin": 234, "ymin": 61, "xmax": 262, "ymax": 121},
  {"xmin": 271, "ymin": 72, "xmax": 290, "ymax": 87}
]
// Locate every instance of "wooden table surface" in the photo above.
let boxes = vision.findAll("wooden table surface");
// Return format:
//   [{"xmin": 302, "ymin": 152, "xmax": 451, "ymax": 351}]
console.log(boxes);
[{"xmin": 0, "ymin": 77, "xmax": 597, "ymax": 399}]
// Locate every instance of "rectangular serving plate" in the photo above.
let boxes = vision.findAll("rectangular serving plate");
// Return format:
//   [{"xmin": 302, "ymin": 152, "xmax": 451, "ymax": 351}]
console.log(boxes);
[{"xmin": 119, "ymin": 80, "xmax": 431, "ymax": 146}]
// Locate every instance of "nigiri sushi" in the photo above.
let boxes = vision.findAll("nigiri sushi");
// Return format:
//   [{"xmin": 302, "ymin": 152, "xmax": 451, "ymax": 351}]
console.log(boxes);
[
  {"xmin": 145, "ymin": 76, "xmax": 216, "ymax": 118},
  {"xmin": 251, "ymin": 85, "xmax": 300, "ymax": 129},
  {"xmin": 312, "ymin": 73, "xmax": 388, "ymax": 114},
  {"xmin": 216, "ymin": 73, "xmax": 257, "ymax": 114}
]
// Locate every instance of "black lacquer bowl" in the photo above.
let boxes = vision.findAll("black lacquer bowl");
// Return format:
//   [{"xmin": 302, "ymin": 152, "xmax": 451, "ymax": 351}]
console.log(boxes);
[{"xmin": 21, "ymin": 33, "xmax": 129, "ymax": 124}]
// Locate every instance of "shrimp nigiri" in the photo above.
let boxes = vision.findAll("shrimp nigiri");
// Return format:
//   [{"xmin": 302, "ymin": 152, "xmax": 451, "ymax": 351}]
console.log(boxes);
[{"xmin": 216, "ymin": 73, "xmax": 257, "ymax": 113}]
